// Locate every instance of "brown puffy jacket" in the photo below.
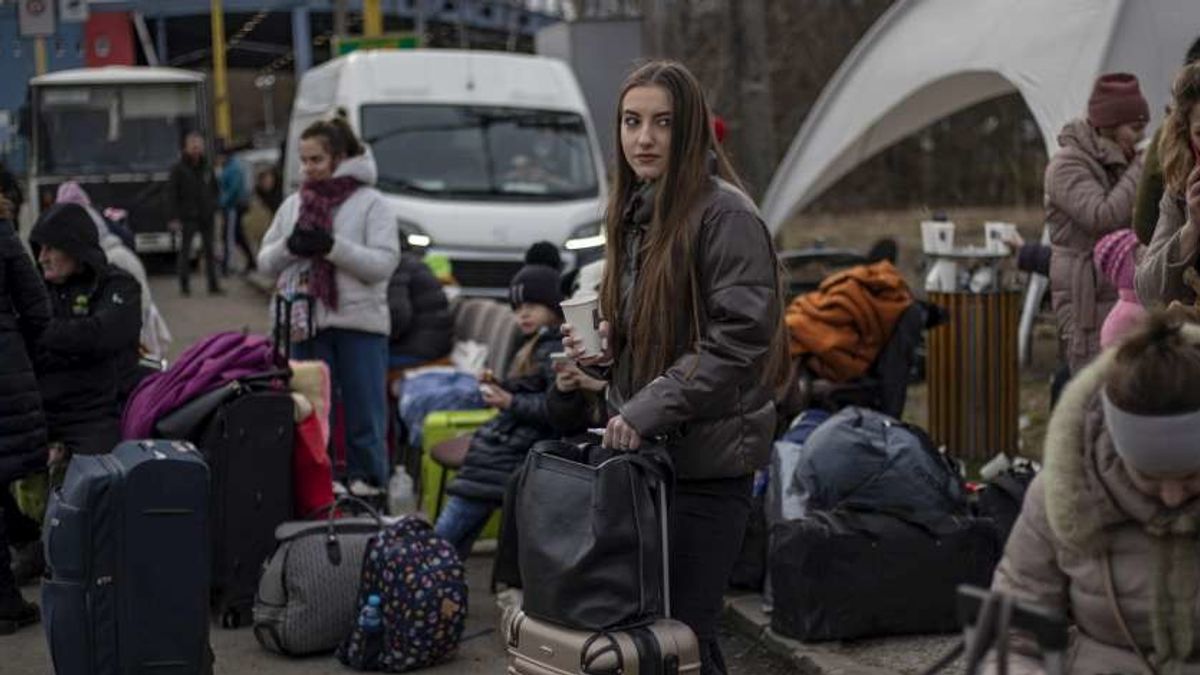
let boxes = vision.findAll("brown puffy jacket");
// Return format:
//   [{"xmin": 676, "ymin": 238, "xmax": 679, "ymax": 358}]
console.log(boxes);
[
  {"xmin": 991, "ymin": 333, "xmax": 1200, "ymax": 674},
  {"xmin": 784, "ymin": 260, "xmax": 912, "ymax": 382},
  {"xmin": 609, "ymin": 177, "xmax": 782, "ymax": 481},
  {"xmin": 1045, "ymin": 119, "xmax": 1143, "ymax": 373}
]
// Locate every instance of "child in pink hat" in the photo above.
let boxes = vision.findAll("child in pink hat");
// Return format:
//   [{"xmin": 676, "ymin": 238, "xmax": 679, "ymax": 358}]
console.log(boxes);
[{"xmin": 1095, "ymin": 228, "xmax": 1145, "ymax": 349}]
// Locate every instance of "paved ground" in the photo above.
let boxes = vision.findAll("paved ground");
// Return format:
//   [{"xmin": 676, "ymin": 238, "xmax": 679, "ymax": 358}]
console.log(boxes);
[{"xmin": 2, "ymin": 272, "xmax": 796, "ymax": 674}]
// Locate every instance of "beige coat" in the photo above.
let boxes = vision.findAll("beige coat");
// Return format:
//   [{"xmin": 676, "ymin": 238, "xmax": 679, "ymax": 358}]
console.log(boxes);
[
  {"xmin": 1135, "ymin": 192, "xmax": 1195, "ymax": 307},
  {"xmin": 1045, "ymin": 119, "xmax": 1143, "ymax": 372},
  {"xmin": 991, "ymin": 333, "xmax": 1200, "ymax": 674}
]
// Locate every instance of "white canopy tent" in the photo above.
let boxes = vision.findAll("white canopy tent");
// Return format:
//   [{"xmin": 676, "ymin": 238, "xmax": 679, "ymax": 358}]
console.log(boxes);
[{"xmin": 761, "ymin": 0, "xmax": 1200, "ymax": 231}]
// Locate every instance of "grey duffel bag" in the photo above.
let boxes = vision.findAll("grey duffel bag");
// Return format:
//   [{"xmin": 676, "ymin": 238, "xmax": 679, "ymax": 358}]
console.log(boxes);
[{"xmin": 253, "ymin": 498, "xmax": 384, "ymax": 655}]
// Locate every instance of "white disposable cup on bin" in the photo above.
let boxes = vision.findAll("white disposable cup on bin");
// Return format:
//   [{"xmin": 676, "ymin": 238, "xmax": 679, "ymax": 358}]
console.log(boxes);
[
  {"xmin": 921, "ymin": 221, "xmax": 955, "ymax": 254},
  {"xmin": 561, "ymin": 292, "xmax": 604, "ymax": 357}
]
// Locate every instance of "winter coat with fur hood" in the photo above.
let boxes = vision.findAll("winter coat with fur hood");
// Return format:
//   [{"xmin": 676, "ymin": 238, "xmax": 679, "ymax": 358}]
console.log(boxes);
[
  {"xmin": 257, "ymin": 150, "xmax": 401, "ymax": 337},
  {"xmin": 991, "ymin": 328, "xmax": 1200, "ymax": 674},
  {"xmin": 1046, "ymin": 119, "xmax": 1143, "ymax": 373}
]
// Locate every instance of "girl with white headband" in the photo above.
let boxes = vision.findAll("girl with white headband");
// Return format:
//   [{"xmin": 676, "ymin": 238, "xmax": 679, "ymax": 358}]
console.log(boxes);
[{"xmin": 993, "ymin": 311, "xmax": 1200, "ymax": 673}]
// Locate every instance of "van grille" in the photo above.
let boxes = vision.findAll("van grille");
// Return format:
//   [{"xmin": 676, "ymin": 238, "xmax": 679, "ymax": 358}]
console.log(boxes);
[{"xmin": 452, "ymin": 259, "xmax": 524, "ymax": 290}]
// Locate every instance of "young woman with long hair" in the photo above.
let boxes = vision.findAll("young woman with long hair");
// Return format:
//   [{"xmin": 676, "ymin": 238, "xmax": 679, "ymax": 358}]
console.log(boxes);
[
  {"xmin": 1136, "ymin": 62, "xmax": 1200, "ymax": 306},
  {"xmin": 564, "ymin": 60, "xmax": 787, "ymax": 674}
]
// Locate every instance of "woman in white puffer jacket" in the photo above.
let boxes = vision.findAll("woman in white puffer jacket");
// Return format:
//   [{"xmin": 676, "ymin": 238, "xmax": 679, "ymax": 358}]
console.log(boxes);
[{"xmin": 258, "ymin": 117, "xmax": 400, "ymax": 495}]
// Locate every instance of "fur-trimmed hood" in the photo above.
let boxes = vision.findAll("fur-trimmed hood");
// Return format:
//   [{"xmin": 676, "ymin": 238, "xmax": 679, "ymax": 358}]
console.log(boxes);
[
  {"xmin": 1043, "ymin": 328, "xmax": 1200, "ymax": 553},
  {"xmin": 1040, "ymin": 327, "xmax": 1200, "ymax": 668}
]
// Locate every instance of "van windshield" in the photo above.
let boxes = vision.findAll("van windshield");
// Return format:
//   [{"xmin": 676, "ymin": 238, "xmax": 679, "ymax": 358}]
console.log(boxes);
[
  {"xmin": 36, "ymin": 83, "xmax": 200, "ymax": 175},
  {"xmin": 361, "ymin": 104, "xmax": 599, "ymax": 201}
]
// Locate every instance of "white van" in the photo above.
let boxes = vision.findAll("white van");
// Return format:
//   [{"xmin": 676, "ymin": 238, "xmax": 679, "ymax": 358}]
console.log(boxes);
[{"xmin": 285, "ymin": 50, "xmax": 608, "ymax": 297}]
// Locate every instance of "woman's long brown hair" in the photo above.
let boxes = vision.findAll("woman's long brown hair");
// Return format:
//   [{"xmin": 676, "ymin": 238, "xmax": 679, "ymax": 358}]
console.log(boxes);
[
  {"xmin": 1160, "ymin": 63, "xmax": 1200, "ymax": 196},
  {"xmin": 600, "ymin": 60, "xmax": 787, "ymax": 391}
]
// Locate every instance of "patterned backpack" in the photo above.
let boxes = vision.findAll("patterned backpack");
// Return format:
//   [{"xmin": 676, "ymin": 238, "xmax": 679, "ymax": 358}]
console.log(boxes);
[{"xmin": 337, "ymin": 516, "xmax": 468, "ymax": 672}]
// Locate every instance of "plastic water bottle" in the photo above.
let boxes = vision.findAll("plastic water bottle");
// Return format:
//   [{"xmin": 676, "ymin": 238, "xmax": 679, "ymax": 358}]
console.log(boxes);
[
  {"xmin": 358, "ymin": 594, "xmax": 384, "ymax": 668},
  {"xmin": 388, "ymin": 466, "xmax": 416, "ymax": 515}
]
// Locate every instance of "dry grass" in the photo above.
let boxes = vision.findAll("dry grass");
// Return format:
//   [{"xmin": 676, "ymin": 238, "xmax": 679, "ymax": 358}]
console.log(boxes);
[{"xmin": 778, "ymin": 206, "xmax": 1058, "ymax": 471}]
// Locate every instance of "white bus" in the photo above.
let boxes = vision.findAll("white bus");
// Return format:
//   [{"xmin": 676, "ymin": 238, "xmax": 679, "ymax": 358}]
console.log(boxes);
[{"xmin": 29, "ymin": 66, "xmax": 210, "ymax": 255}]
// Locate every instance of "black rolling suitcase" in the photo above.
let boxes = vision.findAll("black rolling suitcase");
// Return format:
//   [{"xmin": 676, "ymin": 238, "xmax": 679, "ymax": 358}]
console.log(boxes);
[
  {"xmin": 770, "ymin": 510, "xmax": 1001, "ymax": 642},
  {"xmin": 200, "ymin": 390, "xmax": 295, "ymax": 628},
  {"xmin": 42, "ymin": 440, "xmax": 211, "ymax": 675}
]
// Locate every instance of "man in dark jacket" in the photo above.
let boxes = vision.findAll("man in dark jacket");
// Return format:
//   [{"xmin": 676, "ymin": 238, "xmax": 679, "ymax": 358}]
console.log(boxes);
[
  {"xmin": 387, "ymin": 247, "xmax": 453, "ymax": 366},
  {"xmin": 168, "ymin": 131, "xmax": 221, "ymax": 296},
  {"xmin": 30, "ymin": 202, "xmax": 142, "ymax": 458},
  {"xmin": 0, "ymin": 218, "xmax": 49, "ymax": 633}
]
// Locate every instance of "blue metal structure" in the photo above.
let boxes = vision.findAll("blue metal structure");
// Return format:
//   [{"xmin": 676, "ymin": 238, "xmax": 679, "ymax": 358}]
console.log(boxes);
[{"xmin": 0, "ymin": 0, "xmax": 566, "ymax": 174}]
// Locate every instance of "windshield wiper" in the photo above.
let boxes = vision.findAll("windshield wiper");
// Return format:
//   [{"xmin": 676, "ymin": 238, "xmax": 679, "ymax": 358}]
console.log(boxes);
[{"xmin": 375, "ymin": 174, "xmax": 446, "ymax": 194}]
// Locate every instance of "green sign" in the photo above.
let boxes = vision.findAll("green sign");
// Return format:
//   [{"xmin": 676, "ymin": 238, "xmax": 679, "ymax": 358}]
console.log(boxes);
[{"xmin": 334, "ymin": 34, "xmax": 421, "ymax": 55}]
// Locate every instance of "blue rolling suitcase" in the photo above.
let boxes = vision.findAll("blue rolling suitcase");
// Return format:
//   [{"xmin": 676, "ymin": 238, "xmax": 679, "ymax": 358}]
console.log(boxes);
[{"xmin": 42, "ymin": 440, "xmax": 211, "ymax": 675}]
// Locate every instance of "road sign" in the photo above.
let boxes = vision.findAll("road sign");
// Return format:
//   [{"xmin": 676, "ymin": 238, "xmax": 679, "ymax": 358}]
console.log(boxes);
[
  {"xmin": 333, "ymin": 33, "xmax": 420, "ymax": 56},
  {"xmin": 19, "ymin": 0, "xmax": 56, "ymax": 37}
]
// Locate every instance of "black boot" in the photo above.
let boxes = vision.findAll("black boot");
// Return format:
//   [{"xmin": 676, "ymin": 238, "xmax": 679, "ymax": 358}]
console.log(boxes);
[
  {"xmin": 11, "ymin": 541, "xmax": 44, "ymax": 587},
  {"xmin": 0, "ymin": 588, "xmax": 39, "ymax": 635}
]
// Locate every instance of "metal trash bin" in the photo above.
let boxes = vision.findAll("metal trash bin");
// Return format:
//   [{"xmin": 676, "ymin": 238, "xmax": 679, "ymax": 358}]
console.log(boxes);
[{"xmin": 927, "ymin": 290, "xmax": 1021, "ymax": 461}]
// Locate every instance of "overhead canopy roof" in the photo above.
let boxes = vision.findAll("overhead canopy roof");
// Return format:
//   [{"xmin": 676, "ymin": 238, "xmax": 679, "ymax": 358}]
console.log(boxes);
[{"xmin": 762, "ymin": 0, "xmax": 1200, "ymax": 232}]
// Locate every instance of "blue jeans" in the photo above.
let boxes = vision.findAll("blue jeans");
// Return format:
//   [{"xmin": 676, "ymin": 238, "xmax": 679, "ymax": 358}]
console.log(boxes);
[
  {"xmin": 388, "ymin": 352, "xmax": 423, "ymax": 369},
  {"xmin": 293, "ymin": 328, "xmax": 390, "ymax": 487},
  {"xmin": 434, "ymin": 495, "xmax": 495, "ymax": 561}
]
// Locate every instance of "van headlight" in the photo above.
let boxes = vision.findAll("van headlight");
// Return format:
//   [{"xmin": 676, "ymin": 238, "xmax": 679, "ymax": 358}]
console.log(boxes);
[
  {"xmin": 397, "ymin": 218, "xmax": 432, "ymax": 249},
  {"xmin": 564, "ymin": 221, "xmax": 605, "ymax": 251}
]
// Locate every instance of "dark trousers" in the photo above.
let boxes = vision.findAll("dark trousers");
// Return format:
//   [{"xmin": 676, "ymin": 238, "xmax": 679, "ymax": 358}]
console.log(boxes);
[
  {"xmin": 671, "ymin": 475, "xmax": 753, "ymax": 675},
  {"xmin": 177, "ymin": 217, "xmax": 219, "ymax": 293},
  {"xmin": 0, "ymin": 486, "xmax": 39, "ymax": 596},
  {"xmin": 221, "ymin": 206, "xmax": 255, "ymax": 275}
]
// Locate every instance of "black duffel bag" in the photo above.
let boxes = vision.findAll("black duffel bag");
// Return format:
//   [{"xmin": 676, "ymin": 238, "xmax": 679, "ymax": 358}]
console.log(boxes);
[
  {"xmin": 770, "ymin": 509, "xmax": 1001, "ymax": 642},
  {"xmin": 514, "ymin": 440, "xmax": 673, "ymax": 631}
]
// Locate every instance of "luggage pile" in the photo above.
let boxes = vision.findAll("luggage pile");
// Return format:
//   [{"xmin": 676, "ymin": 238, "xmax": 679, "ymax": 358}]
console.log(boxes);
[
  {"xmin": 765, "ymin": 406, "xmax": 1006, "ymax": 641},
  {"xmin": 41, "ymin": 315, "xmax": 469, "ymax": 673}
]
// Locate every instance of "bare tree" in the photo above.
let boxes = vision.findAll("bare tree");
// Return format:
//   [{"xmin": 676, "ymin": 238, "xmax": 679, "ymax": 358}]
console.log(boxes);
[{"xmin": 727, "ymin": 0, "xmax": 777, "ymax": 197}]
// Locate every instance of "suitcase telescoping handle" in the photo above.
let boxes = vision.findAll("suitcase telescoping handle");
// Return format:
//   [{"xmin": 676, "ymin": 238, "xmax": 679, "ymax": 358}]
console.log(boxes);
[{"xmin": 659, "ymin": 481, "xmax": 671, "ymax": 619}]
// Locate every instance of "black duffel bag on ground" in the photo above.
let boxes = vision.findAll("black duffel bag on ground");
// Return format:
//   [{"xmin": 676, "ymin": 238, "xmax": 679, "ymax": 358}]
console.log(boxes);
[
  {"xmin": 514, "ymin": 441, "xmax": 673, "ymax": 631},
  {"xmin": 770, "ymin": 509, "xmax": 1001, "ymax": 642}
]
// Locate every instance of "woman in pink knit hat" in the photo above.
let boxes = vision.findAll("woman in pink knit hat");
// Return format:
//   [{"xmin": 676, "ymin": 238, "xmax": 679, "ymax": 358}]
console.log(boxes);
[
  {"xmin": 1047, "ymin": 73, "xmax": 1149, "ymax": 373},
  {"xmin": 1094, "ymin": 228, "xmax": 1145, "ymax": 348}
]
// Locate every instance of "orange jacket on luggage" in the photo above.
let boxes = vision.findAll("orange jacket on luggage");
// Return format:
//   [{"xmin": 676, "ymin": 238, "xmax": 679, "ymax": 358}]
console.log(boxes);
[{"xmin": 785, "ymin": 261, "xmax": 913, "ymax": 382}]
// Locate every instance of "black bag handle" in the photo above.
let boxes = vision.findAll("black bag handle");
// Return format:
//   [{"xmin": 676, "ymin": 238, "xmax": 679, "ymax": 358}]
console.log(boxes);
[
  {"xmin": 581, "ymin": 632, "xmax": 624, "ymax": 675},
  {"xmin": 305, "ymin": 495, "xmax": 385, "ymax": 567}
]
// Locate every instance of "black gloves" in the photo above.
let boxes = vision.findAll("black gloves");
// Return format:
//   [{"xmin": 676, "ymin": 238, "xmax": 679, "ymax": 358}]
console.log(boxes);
[{"xmin": 287, "ymin": 228, "xmax": 335, "ymax": 257}]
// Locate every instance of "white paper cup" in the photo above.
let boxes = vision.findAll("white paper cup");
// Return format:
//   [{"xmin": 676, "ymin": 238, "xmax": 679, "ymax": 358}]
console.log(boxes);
[
  {"xmin": 561, "ymin": 292, "xmax": 603, "ymax": 357},
  {"xmin": 985, "ymin": 222, "xmax": 1018, "ymax": 255},
  {"xmin": 921, "ymin": 220, "xmax": 955, "ymax": 254}
]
